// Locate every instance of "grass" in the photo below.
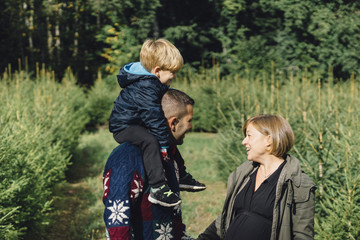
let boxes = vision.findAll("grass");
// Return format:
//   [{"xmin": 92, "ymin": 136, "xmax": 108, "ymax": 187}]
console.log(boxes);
[
  {"xmin": 178, "ymin": 132, "xmax": 226, "ymax": 237},
  {"xmin": 45, "ymin": 128, "xmax": 117, "ymax": 240},
  {"xmin": 45, "ymin": 129, "xmax": 226, "ymax": 239}
]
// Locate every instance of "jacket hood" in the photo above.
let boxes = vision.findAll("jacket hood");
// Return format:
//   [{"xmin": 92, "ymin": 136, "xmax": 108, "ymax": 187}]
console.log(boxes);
[
  {"xmin": 282, "ymin": 154, "xmax": 315, "ymax": 188},
  {"xmin": 117, "ymin": 62, "xmax": 156, "ymax": 88}
]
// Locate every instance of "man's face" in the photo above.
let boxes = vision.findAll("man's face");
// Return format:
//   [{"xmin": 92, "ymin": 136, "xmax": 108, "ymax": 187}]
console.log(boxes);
[{"xmin": 172, "ymin": 104, "xmax": 193, "ymax": 145}]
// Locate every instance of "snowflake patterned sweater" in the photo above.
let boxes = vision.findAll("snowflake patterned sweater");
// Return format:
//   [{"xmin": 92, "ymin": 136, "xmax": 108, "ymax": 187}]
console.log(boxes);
[{"xmin": 103, "ymin": 142, "xmax": 189, "ymax": 240}]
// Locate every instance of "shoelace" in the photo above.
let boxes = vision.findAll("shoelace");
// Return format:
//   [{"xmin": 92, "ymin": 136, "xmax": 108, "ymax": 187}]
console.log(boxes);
[
  {"xmin": 153, "ymin": 185, "xmax": 174, "ymax": 197},
  {"xmin": 164, "ymin": 189, "xmax": 174, "ymax": 197}
]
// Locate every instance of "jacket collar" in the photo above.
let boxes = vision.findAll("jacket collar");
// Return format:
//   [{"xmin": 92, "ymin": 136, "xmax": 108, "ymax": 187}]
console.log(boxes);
[{"xmin": 281, "ymin": 154, "xmax": 302, "ymax": 187}]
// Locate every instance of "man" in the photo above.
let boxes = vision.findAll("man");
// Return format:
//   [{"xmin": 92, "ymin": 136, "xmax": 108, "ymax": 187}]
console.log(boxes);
[{"xmin": 103, "ymin": 89, "xmax": 197, "ymax": 240}]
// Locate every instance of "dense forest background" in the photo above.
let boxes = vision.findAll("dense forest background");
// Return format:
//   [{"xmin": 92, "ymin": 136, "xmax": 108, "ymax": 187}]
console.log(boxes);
[{"xmin": 2, "ymin": 0, "xmax": 360, "ymax": 85}]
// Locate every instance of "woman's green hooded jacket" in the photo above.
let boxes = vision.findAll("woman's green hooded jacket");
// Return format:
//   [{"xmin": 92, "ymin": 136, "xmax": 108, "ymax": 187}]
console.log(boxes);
[{"xmin": 198, "ymin": 154, "xmax": 316, "ymax": 240}]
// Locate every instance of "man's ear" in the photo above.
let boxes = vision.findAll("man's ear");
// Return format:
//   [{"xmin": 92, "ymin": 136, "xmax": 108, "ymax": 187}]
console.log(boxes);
[{"xmin": 168, "ymin": 116, "xmax": 178, "ymax": 132}]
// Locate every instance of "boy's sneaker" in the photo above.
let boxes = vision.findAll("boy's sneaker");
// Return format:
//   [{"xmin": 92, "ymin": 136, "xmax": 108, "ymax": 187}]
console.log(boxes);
[
  {"xmin": 148, "ymin": 184, "xmax": 181, "ymax": 207},
  {"xmin": 179, "ymin": 173, "xmax": 206, "ymax": 192}
]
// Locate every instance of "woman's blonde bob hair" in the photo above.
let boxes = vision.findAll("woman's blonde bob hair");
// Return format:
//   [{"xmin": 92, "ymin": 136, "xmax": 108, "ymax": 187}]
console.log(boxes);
[
  {"xmin": 140, "ymin": 38, "xmax": 183, "ymax": 72},
  {"xmin": 243, "ymin": 114, "xmax": 295, "ymax": 157}
]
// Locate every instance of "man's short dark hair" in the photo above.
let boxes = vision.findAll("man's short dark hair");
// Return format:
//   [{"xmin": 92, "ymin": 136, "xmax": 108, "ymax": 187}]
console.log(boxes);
[{"xmin": 162, "ymin": 89, "xmax": 194, "ymax": 119}]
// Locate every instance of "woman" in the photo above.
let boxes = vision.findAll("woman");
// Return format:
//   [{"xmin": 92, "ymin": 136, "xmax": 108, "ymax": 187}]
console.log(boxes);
[{"xmin": 198, "ymin": 114, "xmax": 316, "ymax": 240}]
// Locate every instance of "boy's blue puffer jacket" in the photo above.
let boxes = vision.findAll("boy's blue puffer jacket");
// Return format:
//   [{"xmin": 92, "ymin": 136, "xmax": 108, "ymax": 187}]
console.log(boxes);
[{"xmin": 109, "ymin": 62, "xmax": 170, "ymax": 148}]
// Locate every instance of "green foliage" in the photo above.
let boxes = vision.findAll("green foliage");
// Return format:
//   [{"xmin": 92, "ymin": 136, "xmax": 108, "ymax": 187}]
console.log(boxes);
[
  {"xmin": 157, "ymin": 0, "xmax": 222, "ymax": 67},
  {"xmin": 3, "ymin": 0, "xmax": 360, "ymax": 84},
  {"xmin": 175, "ymin": 66, "xmax": 360, "ymax": 239},
  {"xmin": 95, "ymin": 0, "xmax": 160, "ymax": 74},
  {"xmin": 173, "ymin": 66, "xmax": 241, "ymax": 132},
  {"xmin": 0, "ymin": 67, "xmax": 88, "ymax": 239},
  {"xmin": 0, "ymin": 0, "xmax": 107, "ymax": 85},
  {"xmin": 84, "ymin": 73, "xmax": 119, "ymax": 129},
  {"xmin": 96, "ymin": 25, "xmax": 142, "ymax": 74},
  {"xmin": 216, "ymin": 0, "xmax": 360, "ymax": 78}
]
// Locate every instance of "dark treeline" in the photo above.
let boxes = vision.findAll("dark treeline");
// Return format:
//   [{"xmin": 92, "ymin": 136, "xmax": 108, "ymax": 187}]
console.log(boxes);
[{"xmin": 1, "ymin": 0, "xmax": 360, "ymax": 85}]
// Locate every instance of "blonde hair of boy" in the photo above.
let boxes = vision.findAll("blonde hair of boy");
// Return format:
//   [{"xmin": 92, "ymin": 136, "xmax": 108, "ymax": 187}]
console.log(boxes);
[{"xmin": 140, "ymin": 39, "xmax": 183, "ymax": 73}]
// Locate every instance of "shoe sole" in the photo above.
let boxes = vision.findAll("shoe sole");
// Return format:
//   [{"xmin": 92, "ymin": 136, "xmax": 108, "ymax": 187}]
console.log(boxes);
[
  {"xmin": 179, "ymin": 187, "xmax": 206, "ymax": 192},
  {"xmin": 179, "ymin": 184, "xmax": 206, "ymax": 190},
  {"xmin": 148, "ymin": 195, "xmax": 182, "ymax": 207}
]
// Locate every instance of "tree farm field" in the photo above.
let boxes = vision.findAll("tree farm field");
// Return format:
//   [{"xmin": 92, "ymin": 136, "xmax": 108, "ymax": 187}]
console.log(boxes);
[
  {"xmin": 2, "ymin": 66, "xmax": 360, "ymax": 239},
  {"xmin": 173, "ymin": 69, "xmax": 360, "ymax": 240}
]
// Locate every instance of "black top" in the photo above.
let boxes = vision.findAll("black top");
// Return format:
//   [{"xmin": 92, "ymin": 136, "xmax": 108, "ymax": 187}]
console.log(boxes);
[{"xmin": 224, "ymin": 161, "xmax": 286, "ymax": 240}]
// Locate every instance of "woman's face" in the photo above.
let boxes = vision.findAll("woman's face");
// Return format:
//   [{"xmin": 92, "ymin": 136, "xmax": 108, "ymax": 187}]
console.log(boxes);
[{"xmin": 242, "ymin": 123, "xmax": 270, "ymax": 162}]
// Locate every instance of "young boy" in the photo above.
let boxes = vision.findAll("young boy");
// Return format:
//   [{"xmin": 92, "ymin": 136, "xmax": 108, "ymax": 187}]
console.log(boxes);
[{"xmin": 109, "ymin": 39, "xmax": 205, "ymax": 207}]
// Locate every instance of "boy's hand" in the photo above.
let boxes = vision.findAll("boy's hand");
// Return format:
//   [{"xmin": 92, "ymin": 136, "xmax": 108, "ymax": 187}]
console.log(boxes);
[{"xmin": 161, "ymin": 148, "xmax": 170, "ymax": 162}]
